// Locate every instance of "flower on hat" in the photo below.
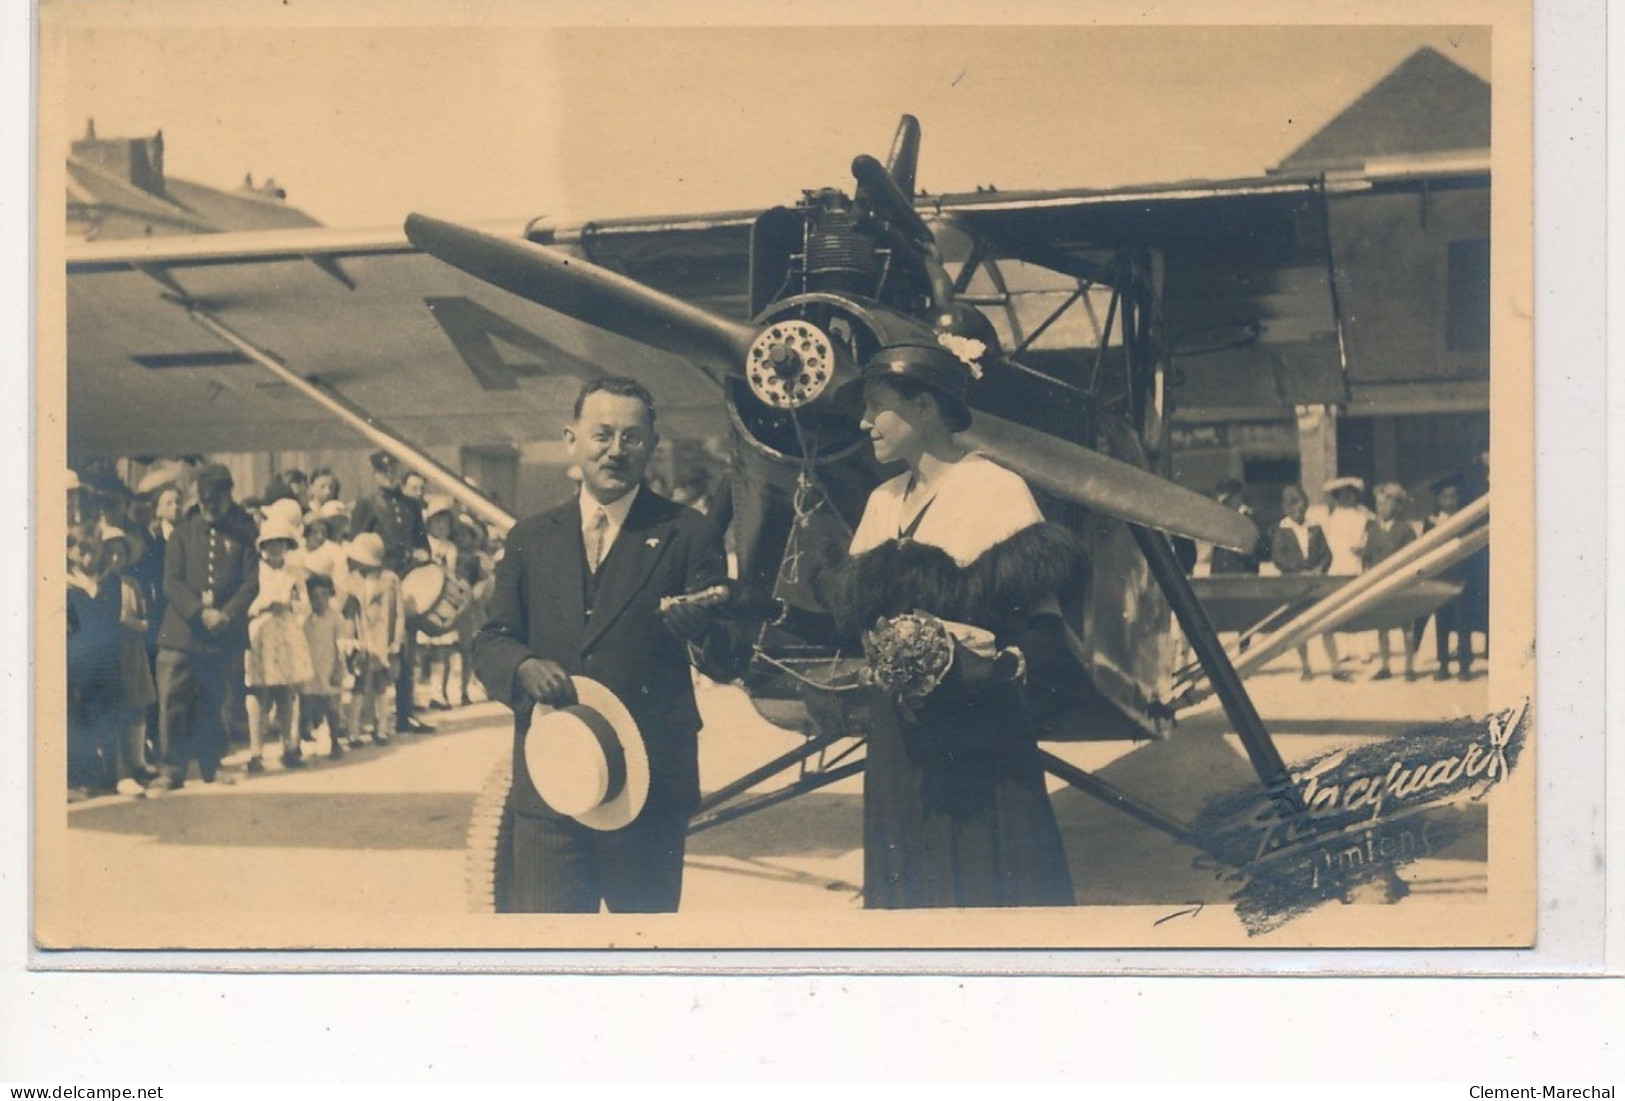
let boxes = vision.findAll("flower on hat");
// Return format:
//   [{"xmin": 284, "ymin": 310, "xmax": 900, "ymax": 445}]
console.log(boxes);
[{"xmin": 936, "ymin": 332, "xmax": 987, "ymax": 380}]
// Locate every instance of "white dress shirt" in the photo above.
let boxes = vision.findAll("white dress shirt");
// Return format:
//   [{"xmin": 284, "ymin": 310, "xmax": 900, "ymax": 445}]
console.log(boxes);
[{"xmin": 578, "ymin": 485, "xmax": 641, "ymax": 570}]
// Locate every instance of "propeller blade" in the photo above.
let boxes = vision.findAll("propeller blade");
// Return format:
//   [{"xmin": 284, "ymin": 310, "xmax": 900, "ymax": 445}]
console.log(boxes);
[
  {"xmin": 851, "ymin": 154, "xmax": 934, "ymax": 251},
  {"xmin": 960, "ymin": 412, "xmax": 1262, "ymax": 551},
  {"xmin": 404, "ymin": 214, "xmax": 756, "ymax": 386},
  {"xmin": 885, "ymin": 114, "xmax": 922, "ymax": 198}
]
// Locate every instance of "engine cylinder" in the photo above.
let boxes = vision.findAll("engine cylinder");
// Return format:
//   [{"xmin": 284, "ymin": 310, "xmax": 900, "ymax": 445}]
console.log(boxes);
[{"xmin": 805, "ymin": 206, "xmax": 879, "ymax": 295}]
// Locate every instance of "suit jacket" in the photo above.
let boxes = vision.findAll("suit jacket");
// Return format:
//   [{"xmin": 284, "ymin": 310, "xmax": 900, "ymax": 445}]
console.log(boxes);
[
  {"xmin": 1361, "ymin": 517, "xmax": 1417, "ymax": 569},
  {"xmin": 1210, "ymin": 505, "xmax": 1265, "ymax": 575},
  {"xmin": 1270, "ymin": 519, "xmax": 1332, "ymax": 576},
  {"xmin": 350, "ymin": 487, "xmax": 428, "ymax": 575},
  {"xmin": 156, "ymin": 504, "xmax": 260, "ymax": 654},
  {"xmin": 472, "ymin": 488, "xmax": 728, "ymax": 820}
]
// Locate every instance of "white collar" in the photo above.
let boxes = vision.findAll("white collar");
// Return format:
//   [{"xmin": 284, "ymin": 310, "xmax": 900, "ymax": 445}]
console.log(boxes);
[{"xmin": 578, "ymin": 485, "xmax": 640, "ymax": 531}]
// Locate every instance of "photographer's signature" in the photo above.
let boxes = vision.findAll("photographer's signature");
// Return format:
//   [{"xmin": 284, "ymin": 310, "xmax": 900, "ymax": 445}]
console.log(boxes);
[{"xmin": 1182, "ymin": 701, "xmax": 1528, "ymax": 935}]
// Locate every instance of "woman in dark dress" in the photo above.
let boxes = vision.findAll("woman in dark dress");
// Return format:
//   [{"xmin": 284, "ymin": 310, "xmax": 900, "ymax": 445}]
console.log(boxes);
[{"xmin": 819, "ymin": 342, "xmax": 1081, "ymax": 909}]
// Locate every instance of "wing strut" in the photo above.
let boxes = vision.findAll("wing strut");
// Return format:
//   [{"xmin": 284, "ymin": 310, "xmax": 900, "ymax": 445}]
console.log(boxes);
[
  {"xmin": 1130, "ymin": 522, "xmax": 1302, "ymax": 816},
  {"xmin": 162, "ymin": 291, "xmax": 517, "ymax": 534}
]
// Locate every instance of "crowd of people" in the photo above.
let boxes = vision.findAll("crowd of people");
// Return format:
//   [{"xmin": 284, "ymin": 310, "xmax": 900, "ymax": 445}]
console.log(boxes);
[
  {"xmin": 60, "ymin": 366, "xmax": 1499, "ymax": 914},
  {"xmin": 63, "ymin": 452, "xmax": 500, "ymax": 802},
  {"xmin": 1195, "ymin": 470, "xmax": 1491, "ymax": 683}
]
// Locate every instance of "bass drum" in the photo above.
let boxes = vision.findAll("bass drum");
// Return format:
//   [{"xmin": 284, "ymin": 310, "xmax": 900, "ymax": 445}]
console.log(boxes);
[{"xmin": 401, "ymin": 564, "xmax": 472, "ymax": 634}]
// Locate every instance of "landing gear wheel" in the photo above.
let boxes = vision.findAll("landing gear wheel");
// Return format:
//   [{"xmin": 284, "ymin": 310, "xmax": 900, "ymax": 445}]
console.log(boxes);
[{"xmin": 464, "ymin": 756, "xmax": 516, "ymax": 913}]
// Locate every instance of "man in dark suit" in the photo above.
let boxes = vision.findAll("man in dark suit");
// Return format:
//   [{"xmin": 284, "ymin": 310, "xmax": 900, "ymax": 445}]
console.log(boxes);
[
  {"xmin": 350, "ymin": 450, "xmax": 432, "ymax": 735},
  {"xmin": 473, "ymin": 378, "xmax": 729, "ymax": 913},
  {"xmin": 1209, "ymin": 479, "xmax": 1265, "ymax": 575},
  {"xmin": 148, "ymin": 464, "xmax": 260, "ymax": 792}
]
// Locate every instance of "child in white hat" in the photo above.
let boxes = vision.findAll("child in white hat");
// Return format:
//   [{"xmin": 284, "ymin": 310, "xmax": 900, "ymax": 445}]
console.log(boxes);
[
  {"xmin": 343, "ymin": 532, "xmax": 405, "ymax": 744},
  {"xmin": 244, "ymin": 519, "xmax": 315, "ymax": 772}
]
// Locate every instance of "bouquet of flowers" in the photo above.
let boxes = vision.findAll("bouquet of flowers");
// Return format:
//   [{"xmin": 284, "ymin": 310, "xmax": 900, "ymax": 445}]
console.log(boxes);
[
  {"xmin": 862, "ymin": 612, "xmax": 1024, "ymax": 720},
  {"xmin": 861, "ymin": 611, "xmax": 955, "ymax": 715}
]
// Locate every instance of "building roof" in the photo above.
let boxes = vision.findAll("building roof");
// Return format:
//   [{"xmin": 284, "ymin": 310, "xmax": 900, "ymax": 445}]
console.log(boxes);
[
  {"xmin": 66, "ymin": 125, "xmax": 321, "ymax": 240},
  {"xmin": 1276, "ymin": 47, "xmax": 1490, "ymax": 172},
  {"xmin": 163, "ymin": 178, "xmax": 322, "ymax": 233},
  {"xmin": 66, "ymin": 157, "xmax": 217, "ymax": 236}
]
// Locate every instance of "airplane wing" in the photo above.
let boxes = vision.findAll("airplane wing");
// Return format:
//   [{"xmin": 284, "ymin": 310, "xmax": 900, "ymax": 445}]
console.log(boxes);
[
  {"xmin": 65, "ymin": 155, "xmax": 1485, "ymax": 461},
  {"xmin": 528, "ymin": 177, "xmax": 1344, "ymax": 383},
  {"xmin": 530, "ymin": 156, "xmax": 1488, "ymax": 416},
  {"xmin": 935, "ymin": 174, "xmax": 1353, "ymax": 412},
  {"xmin": 527, "ymin": 211, "xmax": 758, "ymax": 323},
  {"xmin": 64, "ymin": 225, "xmax": 729, "ymax": 460}
]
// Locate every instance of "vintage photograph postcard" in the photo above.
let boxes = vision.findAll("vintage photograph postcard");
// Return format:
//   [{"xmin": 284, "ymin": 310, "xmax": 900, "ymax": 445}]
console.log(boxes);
[{"xmin": 32, "ymin": 0, "xmax": 1538, "ymax": 953}]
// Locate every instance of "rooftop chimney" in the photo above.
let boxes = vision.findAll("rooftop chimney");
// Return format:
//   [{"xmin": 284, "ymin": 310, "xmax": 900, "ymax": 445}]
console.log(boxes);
[{"xmin": 71, "ymin": 123, "xmax": 168, "ymax": 198}]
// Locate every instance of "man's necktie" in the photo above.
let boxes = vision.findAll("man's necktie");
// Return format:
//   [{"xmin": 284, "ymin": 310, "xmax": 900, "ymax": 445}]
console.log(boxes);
[{"xmin": 587, "ymin": 507, "xmax": 610, "ymax": 573}]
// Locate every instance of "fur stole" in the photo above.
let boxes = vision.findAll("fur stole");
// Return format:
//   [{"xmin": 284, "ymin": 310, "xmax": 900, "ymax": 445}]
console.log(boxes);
[{"xmin": 818, "ymin": 521, "xmax": 1088, "ymax": 641}]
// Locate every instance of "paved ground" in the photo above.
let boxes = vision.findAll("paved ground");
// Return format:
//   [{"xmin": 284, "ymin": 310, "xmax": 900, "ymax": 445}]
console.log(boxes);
[{"xmin": 51, "ymin": 651, "xmax": 1495, "ymax": 943}]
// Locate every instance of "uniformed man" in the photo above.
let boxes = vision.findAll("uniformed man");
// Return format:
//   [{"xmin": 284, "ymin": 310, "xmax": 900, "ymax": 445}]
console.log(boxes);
[
  {"xmin": 350, "ymin": 451, "xmax": 430, "ymax": 576},
  {"xmin": 147, "ymin": 464, "xmax": 259, "ymax": 792},
  {"xmin": 349, "ymin": 451, "xmax": 432, "ymax": 734}
]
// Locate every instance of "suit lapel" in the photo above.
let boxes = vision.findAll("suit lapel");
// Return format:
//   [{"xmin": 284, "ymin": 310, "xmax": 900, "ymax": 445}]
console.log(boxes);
[
  {"xmin": 582, "ymin": 489, "xmax": 674, "ymax": 653},
  {"xmin": 544, "ymin": 504, "xmax": 588, "ymax": 635}
]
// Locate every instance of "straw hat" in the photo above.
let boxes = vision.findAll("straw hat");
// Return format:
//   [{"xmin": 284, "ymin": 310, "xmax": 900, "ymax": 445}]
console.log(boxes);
[
  {"xmin": 523, "ymin": 677, "xmax": 650, "ymax": 831},
  {"xmin": 261, "ymin": 497, "xmax": 305, "ymax": 531},
  {"xmin": 256, "ymin": 516, "xmax": 302, "ymax": 549},
  {"xmin": 345, "ymin": 532, "xmax": 386, "ymax": 569}
]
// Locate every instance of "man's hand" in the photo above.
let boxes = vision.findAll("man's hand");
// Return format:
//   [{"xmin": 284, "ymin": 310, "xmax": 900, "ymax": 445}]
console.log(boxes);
[
  {"xmin": 199, "ymin": 608, "xmax": 228, "ymax": 633},
  {"xmin": 516, "ymin": 657, "xmax": 577, "ymax": 708},
  {"xmin": 659, "ymin": 585, "xmax": 728, "ymax": 642},
  {"xmin": 660, "ymin": 600, "xmax": 719, "ymax": 642}
]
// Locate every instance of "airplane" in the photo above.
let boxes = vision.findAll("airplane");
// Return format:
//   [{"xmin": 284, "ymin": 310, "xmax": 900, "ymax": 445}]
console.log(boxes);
[{"xmin": 61, "ymin": 115, "xmax": 1487, "ymax": 907}]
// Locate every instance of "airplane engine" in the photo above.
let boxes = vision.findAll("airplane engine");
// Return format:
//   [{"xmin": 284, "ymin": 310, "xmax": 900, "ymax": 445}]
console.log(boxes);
[{"xmin": 722, "ymin": 293, "xmax": 951, "ymax": 698}]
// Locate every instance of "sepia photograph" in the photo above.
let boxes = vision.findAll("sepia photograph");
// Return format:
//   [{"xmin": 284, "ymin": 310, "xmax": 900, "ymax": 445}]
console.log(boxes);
[{"xmin": 32, "ymin": 0, "xmax": 1540, "ymax": 953}]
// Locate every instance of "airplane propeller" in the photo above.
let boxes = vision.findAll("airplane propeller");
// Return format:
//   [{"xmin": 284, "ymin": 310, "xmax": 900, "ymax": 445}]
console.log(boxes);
[
  {"xmin": 404, "ymin": 121, "xmax": 1260, "ymax": 554},
  {"xmin": 958, "ymin": 412, "xmax": 1255, "ymax": 549},
  {"xmin": 404, "ymin": 213, "xmax": 754, "ymax": 387}
]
